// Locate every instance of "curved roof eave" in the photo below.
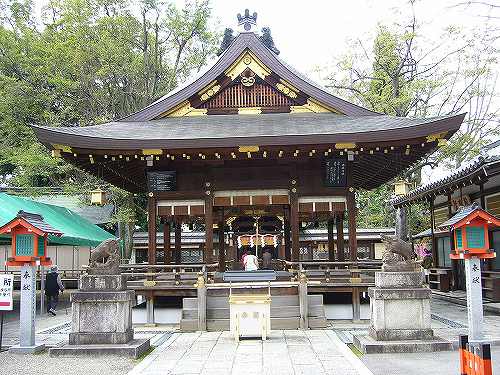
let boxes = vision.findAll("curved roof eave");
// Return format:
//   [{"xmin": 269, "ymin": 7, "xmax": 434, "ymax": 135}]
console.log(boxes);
[
  {"xmin": 31, "ymin": 113, "xmax": 465, "ymax": 151},
  {"xmin": 120, "ymin": 32, "xmax": 378, "ymax": 121}
]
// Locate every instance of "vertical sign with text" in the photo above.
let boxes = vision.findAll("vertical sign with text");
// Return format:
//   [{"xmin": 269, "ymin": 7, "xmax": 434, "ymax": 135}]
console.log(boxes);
[
  {"xmin": 20, "ymin": 264, "xmax": 36, "ymax": 346},
  {"xmin": 465, "ymin": 257, "xmax": 484, "ymax": 341}
]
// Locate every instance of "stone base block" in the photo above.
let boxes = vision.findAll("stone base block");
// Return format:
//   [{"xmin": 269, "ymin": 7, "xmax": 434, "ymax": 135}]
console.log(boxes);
[
  {"xmin": 71, "ymin": 289, "xmax": 134, "ymax": 345},
  {"xmin": 369, "ymin": 326, "xmax": 434, "ymax": 341},
  {"xmin": 9, "ymin": 344, "xmax": 45, "ymax": 354},
  {"xmin": 69, "ymin": 329, "xmax": 134, "ymax": 345},
  {"xmin": 49, "ymin": 338, "xmax": 150, "ymax": 359},
  {"xmin": 353, "ymin": 334, "xmax": 453, "ymax": 354},
  {"xmin": 369, "ymin": 287, "xmax": 431, "ymax": 333}
]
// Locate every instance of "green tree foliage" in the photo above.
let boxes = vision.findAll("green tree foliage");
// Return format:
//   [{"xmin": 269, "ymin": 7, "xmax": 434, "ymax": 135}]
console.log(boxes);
[
  {"xmin": 323, "ymin": 2, "xmax": 498, "ymax": 233},
  {"xmin": 0, "ymin": 0, "xmax": 217, "ymax": 186},
  {"xmin": 329, "ymin": 6, "xmax": 498, "ymax": 167},
  {"xmin": 0, "ymin": 0, "xmax": 218, "ymax": 254},
  {"xmin": 356, "ymin": 185, "xmax": 396, "ymax": 229}
]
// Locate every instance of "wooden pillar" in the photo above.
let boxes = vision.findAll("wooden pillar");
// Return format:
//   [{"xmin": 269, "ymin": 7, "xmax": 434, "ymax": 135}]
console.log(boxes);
[
  {"xmin": 430, "ymin": 198, "xmax": 438, "ymax": 267},
  {"xmin": 174, "ymin": 219, "xmax": 182, "ymax": 264},
  {"xmin": 290, "ymin": 194, "xmax": 300, "ymax": 262},
  {"xmin": 336, "ymin": 213, "xmax": 345, "ymax": 262},
  {"xmin": 205, "ymin": 193, "xmax": 213, "ymax": 263},
  {"xmin": 448, "ymin": 193, "xmax": 458, "ymax": 287},
  {"xmin": 284, "ymin": 208, "xmax": 291, "ymax": 261},
  {"xmin": 327, "ymin": 217, "xmax": 335, "ymax": 261},
  {"xmin": 347, "ymin": 191, "xmax": 357, "ymax": 261},
  {"xmin": 479, "ymin": 183, "xmax": 492, "ymax": 271},
  {"xmin": 147, "ymin": 196, "xmax": 157, "ymax": 265},
  {"xmin": 480, "ymin": 183, "xmax": 486, "ymax": 209},
  {"xmin": 163, "ymin": 220, "xmax": 171, "ymax": 264},
  {"xmin": 395, "ymin": 207, "xmax": 408, "ymax": 241},
  {"xmin": 218, "ymin": 209, "xmax": 225, "ymax": 272}
]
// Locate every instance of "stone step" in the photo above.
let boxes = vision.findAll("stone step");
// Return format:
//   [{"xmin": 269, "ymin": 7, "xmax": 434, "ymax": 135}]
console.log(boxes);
[
  {"xmin": 180, "ymin": 315, "xmax": 327, "ymax": 331},
  {"xmin": 183, "ymin": 306, "xmax": 300, "ymax": 319},
  {"xmin": 180, "ymin": 319, "xmax": 198, "ymax": 332},
  {"xmin": 183, "ymin": 294, "xmax": 321, "ymax": 309},
  {"xmin": 309, "ymin": 316, "xmax": 328, "ymax": 329},
  {"xmin": 183, "ymin": 303, "xmax": 324, "ymax": 319}
]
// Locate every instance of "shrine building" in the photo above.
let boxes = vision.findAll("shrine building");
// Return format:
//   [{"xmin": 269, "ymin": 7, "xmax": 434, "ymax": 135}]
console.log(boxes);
[{"xmin": 31, "ymin": 12, "xmax": 465, "ymax": 276}]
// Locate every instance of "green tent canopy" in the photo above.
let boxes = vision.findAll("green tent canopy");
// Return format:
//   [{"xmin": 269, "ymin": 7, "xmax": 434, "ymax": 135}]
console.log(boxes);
[{"xmin": 0, "ymin": 193, "xmax": 115, "ymax": 247}]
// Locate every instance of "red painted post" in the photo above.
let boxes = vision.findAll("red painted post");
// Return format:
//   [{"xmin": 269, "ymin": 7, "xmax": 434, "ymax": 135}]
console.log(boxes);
[
  {"xmin": 480, "ymin": 343, "xmax": 492, "ymax": 375},
  {"xmin": 459, "ymin": 335, "xmax": 468, "ymax": 375}
]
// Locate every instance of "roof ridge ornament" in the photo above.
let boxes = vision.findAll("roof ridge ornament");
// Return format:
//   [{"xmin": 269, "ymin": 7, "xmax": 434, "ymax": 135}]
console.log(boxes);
[{"xmin": 237, "ymin": 9, "xmax": 257, "ymax": 32}]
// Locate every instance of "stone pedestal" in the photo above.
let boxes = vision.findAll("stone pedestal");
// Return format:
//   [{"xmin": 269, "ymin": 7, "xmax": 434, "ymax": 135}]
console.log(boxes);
[
  {"xmin": 69, "ymin": 274, "xmax": 134, "ymax": 345},
  {"xmin": 370, "ymin": 271, "xmax": 432, "ymax": 340},
  {"xmin": 353, "ymin": 271, "xmax": 453, "ymax": 353},
  {"xmin": 50, "ymin": 274, "xmax": 150, "ymax": 358}
]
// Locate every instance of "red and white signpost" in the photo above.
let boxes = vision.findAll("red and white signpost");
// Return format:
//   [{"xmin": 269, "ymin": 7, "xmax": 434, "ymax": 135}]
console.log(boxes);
[{"xmin": 0, "ymin": 274, "xmax": 14, "ymax": 352}]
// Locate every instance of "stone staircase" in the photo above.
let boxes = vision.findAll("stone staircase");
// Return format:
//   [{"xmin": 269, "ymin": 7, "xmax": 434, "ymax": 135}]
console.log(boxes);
[{"xmin": 180, "ymin": 293, "xmax": 327, "ymax": 331}]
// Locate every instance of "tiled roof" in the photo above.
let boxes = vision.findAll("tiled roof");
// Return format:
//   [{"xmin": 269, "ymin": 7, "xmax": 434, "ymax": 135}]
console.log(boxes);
[
  {"xmin": 17, "ymin": 210, "xmax": 63, "ymax": 236},
  {"xmin": 392, "ymin": 141, "xmax": 500, "ymax": 207},
  {"xmin": 32, "ymin": 113, "xmax": 464, "ymax": 150}
]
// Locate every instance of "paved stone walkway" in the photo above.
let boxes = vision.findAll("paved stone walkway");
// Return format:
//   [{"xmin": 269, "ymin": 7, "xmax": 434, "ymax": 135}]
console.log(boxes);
[
  {"xmin": 0, "ymin": 311, "xmax": 172, "ymax": 349},
  {"xmin": 128, "ymin": 330, "xmax": 372, "ymax": 375}
]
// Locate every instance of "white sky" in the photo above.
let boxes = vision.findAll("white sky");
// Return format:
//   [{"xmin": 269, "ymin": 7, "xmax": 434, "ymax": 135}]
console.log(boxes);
[{"xmin": 207, "ymin": 0, "xmax": 480, "ymax": 75}]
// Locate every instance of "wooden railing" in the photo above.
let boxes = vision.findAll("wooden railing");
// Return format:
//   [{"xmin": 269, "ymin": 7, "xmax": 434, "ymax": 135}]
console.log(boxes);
[
  {"xmin": 0, "ymin": 260, "xmax": 382, "ymax": 289},
  {"xmin": 0, "ymin": 268, "xmax": 85, "ymax": 281},
  {"xmin": 120, "ymin": 263, "xmax": 219, "ymax": 289},
  {"xmin": 279, "ymin": 260, "xmax": 383, "ymax": 286}
]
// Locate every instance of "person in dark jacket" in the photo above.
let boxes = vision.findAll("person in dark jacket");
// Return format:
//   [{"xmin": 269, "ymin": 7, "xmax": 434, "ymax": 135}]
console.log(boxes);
[
  {"xmin": 262, "ymin": 249, "xmax": 272, "ymax": 270},
  {"xmin": 45, "ymin": 265, "xmax": 64, "ymax": 316}
]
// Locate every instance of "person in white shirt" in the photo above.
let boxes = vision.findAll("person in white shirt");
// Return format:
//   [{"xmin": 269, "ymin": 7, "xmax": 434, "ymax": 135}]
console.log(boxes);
[{"xmin": 244, "ymin": 253, "xmax": 259, "ymax": 271}]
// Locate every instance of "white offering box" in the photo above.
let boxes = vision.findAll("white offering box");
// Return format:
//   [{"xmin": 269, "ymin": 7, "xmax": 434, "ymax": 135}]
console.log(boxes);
[{"xmin": 229, "ymin": 293, "xmax": 271, "ymax": 341}]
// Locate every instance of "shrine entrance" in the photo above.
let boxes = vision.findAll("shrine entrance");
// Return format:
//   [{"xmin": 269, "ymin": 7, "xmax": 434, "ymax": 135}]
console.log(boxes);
[
  {"xmin": 229, "ymin": 213, "xmax": 283, "ymax": 270},
  {"xmin": 212, "ymin": 190, "xmax": 289, "ymax": 271}
]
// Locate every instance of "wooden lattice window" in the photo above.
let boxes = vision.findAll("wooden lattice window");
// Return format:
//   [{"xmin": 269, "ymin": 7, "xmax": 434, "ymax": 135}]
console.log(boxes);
[
  {"xmin": 38, "ymin": 235, "xmax": 45, "ymax": 256},
  {"xmin": 433, "ymin": 207, "xmax": 448, "ymax": 228},
  {"xmin": 456, "ymin": 228, "xmax": 463, "ymax": 248},
  {"xmin": 16, "ymin": 234, "xmax": 34, "ymax": 256},
  {"xmin": 486, "ymin": 193, "xmax": 500, "ymax": 218},
  {"xmin": 200, "ymin": 83, "xmax": 294, "ymax": 109},
  {"xmin": 466, "ymin": 226, "xmax": 485, "ymax": 248}
]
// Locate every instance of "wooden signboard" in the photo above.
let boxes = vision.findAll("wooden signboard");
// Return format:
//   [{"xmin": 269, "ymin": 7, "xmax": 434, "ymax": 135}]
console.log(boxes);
[
  {"xmin": 147, "ymin": 171, "xmax": 176, "ymax": 192},
  {"xmin": 325, "ymin": 158, "xmax": 347, "ymax": 187}
]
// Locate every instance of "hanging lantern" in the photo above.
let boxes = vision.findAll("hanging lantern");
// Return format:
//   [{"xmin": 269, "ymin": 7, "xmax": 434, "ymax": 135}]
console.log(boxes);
[
  {"xmin": 90, "ymin": 188, "xmax": 107, "ymax": 205},
  {"xmin": 394, "ymin": 180, "xmax": 412, "ymax": 196}
]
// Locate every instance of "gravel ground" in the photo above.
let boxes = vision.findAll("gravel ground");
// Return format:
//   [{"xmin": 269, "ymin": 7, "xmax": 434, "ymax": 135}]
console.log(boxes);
[{"xmin": 0, "ymin": 350, "xmax": 136, "ymax": 375}]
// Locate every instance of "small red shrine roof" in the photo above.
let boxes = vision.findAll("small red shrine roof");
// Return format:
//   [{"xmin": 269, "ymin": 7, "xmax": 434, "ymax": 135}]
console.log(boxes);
[
  {"xmin": 438, "ymin": 203, "xmax": 500, "ymax": 230},
  {"xmin": 0, "ymin": 210, "xmax": 64, "ymax": 237}
]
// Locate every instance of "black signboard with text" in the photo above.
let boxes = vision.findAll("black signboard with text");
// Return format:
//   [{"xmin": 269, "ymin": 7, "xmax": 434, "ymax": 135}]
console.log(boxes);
[
  {"xmin": 324, "ymin": 158, "xmax": 347, "ymax": 187},
  {"xmin": 147, "ymin": 171, "xmax": 176, "ymax": 192}
]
